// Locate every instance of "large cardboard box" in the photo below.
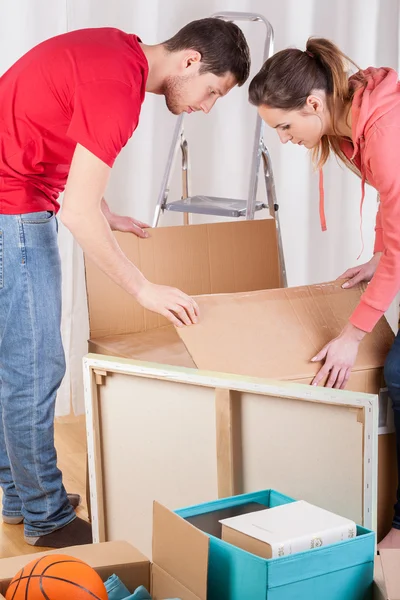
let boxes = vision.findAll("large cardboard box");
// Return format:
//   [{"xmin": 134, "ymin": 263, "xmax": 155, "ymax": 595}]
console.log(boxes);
[{"xmin": 84, "ymin": 220, "xmax": 396, "ymax": 543}]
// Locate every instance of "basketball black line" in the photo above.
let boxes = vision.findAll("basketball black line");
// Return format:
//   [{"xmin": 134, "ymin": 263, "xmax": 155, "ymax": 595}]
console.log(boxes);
[
  {"xmin": 39, "ymin": 557, "xmax": 93, "ymax": 599},
  {"xmin": 9, "ymin": 555, "xmax": 46, "ymax": 600},
  {"xmin": 9, "ymin": 565, "xmax": 24, "ymax": 600},
  {"xmin": 7, "ymin": 558, "xmax": 84, "ymax": 587},
  {"xmin": 6, "ymin": 557, "xmax": 84, "ymax": 599},
  {"xmin": 39, "ymin": 575, "xmax": 105, "ymax": 600},
  {"xmin": 8, "ymin": 555, "xmax": 51, "ymax": 600},
  {"xmin": 8, "ymin": 554, "xmax": 83, "ymax": 587},
  {"xmin": 26, "ymin": 556, "xmax": 53, "ymax": 600},
  {"xmin": 8, "ymin": 574, "xmax": 104, "ymax": 600}
]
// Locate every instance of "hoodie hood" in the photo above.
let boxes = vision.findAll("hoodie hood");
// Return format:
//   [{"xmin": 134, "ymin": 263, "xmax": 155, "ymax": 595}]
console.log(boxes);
[
  {"xmin": 349, "ymin": 67, "xmax": 400, "ymax": 160},
  {"xmin": 319, "ymin": 67, "xmax": 400, "ymax": 250}
]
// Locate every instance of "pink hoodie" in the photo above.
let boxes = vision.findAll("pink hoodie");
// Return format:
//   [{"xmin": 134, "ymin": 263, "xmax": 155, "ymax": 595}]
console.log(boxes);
[{"xmin": 338, "ymin": 67, "xmax": 400, "ymax": 333}]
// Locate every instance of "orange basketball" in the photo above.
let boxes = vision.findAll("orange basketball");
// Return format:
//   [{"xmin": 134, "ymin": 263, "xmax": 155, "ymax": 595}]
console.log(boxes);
[{"xmin": 5, "ymin": 554, "xmax": 108, "ymax": 600}]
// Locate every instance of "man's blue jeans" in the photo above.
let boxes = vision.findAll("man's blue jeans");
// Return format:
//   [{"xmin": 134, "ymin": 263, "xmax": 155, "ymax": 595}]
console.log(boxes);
[
  {"xmin": 385, "ymin": 328, "xmax": 400, "ymax": 530},
  {"xmin": 0, "ymin": 211, "xmax": 75, "ymax": 537}
]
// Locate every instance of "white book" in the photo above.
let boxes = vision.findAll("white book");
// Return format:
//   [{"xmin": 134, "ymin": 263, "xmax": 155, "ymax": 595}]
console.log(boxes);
[{"xmin": 219, "ymin": 500, "xmax": 357, "ymax": 559}]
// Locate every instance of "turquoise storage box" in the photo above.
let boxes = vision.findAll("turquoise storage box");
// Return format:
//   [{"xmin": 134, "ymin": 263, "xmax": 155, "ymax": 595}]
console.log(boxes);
[{"xmin": 175, "ymin": 489, "xmax": 375, "ymax": 600}]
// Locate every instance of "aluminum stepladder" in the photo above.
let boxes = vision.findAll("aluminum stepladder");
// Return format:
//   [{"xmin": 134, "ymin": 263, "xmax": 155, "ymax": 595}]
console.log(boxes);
[{"xmin": 152, "ymin": 11, "xmax": 287, "ymax": 287}]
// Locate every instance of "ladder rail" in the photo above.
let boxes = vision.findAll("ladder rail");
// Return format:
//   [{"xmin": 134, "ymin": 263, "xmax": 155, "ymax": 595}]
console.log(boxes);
[
  {"xmin": 261, "ymin": 141, "xmax": 287, "ymax": 287},
  {"xmin": 152, "ymin": 114, "xmax": 184, "ymax": 227},
  {"xmin": 181, "ymin": 134, "xmax": 190, "ymax": 225},
  {"xmin": 211, "ymin": 12, "xmax": 275, "ymax": 220}
]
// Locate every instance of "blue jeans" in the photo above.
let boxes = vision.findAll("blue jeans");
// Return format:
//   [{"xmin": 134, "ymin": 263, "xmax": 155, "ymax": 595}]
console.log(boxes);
[
  {"xmin": 0, "ymin": 211, "xmax": 75, "ymax": 536},
  {"xmin": 384, "ymin": 329, "xmax": 400, "ymax": 529}
]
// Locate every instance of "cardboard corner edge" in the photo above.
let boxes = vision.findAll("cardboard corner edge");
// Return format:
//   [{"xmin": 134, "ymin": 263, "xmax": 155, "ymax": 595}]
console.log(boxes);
[
  {"xmin": 378, "ymin": 549, "xmax": 400, "ymax": 600},
  {"xmin": 374, "ymin": 556, "xmax": 387, "ymax": 600},
  {"xmin": 151, "ymin": 563, "xmax": 203, "ymax": 600},
  {"xmin": 152, "ymin": 501, "xmax": 209, "ymax": 600}
]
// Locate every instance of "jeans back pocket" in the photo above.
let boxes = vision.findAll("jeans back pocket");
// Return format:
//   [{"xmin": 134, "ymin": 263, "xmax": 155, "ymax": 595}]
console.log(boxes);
[{"xmin": 20, "ymin": 211, "xmax": 54, "ymax": 224}]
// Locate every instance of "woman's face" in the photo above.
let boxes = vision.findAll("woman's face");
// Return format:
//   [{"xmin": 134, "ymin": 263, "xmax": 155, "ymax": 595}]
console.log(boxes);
[{"xmin": 258, "ymin": 95, "xmax": 327, "ymax": 149}]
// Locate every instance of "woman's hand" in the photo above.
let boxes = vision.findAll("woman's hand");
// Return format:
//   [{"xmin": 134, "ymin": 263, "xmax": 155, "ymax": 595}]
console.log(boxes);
[
  {"xmin": 311, "ymin": 323, "xmax": 366, "ymax": 389},
  {"xmin": 339, "ymin": 252, "xmax": 382, "ymax": 289}
]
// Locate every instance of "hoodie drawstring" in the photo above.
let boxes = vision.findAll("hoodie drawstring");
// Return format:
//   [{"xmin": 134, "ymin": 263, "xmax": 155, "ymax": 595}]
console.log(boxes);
[
  {"xmin": 319, "ymin": 169, "xmax": 327, "ymax": 231},
  {"xmin": 357, "ymin": 173, "xmax": 366, "ymax": 260},
  {"xmin": 356, "ymin": 136, "xmax": 366, "ymax": 260},
  {"xmin": 319, "ymin": 138, "xmax": 366, "ymax": 260}
]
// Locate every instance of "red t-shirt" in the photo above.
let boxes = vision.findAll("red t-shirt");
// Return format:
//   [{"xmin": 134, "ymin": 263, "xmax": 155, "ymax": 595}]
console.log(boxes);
[{"xmin": 0, "ymin": 28, "xmax": 148, "ymax": 214}]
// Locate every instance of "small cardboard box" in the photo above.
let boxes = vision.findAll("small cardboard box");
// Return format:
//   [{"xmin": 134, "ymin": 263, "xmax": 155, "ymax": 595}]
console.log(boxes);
[
  {"xmin": 0, "ymin": 503, "xmax": 210, "ymax": 600},
  {"xmin": 0, "ymin": 541, "xmax": 150, "ymax": 597},
  {"xmin": 176, "ymin": 489, "xmax": 375, "ymax": 600}
]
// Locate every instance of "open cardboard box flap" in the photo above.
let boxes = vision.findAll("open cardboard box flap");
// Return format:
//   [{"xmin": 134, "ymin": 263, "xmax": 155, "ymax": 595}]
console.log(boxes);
[
  {"xmin": 176, "ymin": 281, "xmax": 394, "ymax": 386},
  {"xmin": 152, "ymin": 501, "xmax": 208, "ymax": 600},
  {"xmin": 378, "ymin": 550, "xmax": 400, "ymax": 600},
  {"xmin": 85, "ymin": 219, "xmax": 281, "ymax": 339}
]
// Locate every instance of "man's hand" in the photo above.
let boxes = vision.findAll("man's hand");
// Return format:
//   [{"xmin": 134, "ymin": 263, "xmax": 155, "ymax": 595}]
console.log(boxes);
[
  {"xmin": 101, "ymin": 198, "xmax": 150, "ymax": 238},
  {"xmin": 135, "ymin": 281, "xmax": 200, "ymax": 327},
  {"xmin": 108, "ymin": 213, "xmax": 151, "ymax": 238},
  {"xmin": 339, "ymin": 252, "xmax": 382, "ymax": 289},
  {"xmin": 310, "ymin": 323, "xmax": 366, "ymax": 389}
]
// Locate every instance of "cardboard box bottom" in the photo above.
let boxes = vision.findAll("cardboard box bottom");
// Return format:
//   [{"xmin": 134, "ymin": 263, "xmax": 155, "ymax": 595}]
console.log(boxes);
[{"xmin": 89, "ymin": 326, "xmax": 195, "ymax": 369}]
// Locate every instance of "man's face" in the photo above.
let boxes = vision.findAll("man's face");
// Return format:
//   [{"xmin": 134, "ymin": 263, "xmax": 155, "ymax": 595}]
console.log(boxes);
[{"xmin": 163, "ymin": 69, "xmax": 237, "ymax": 116}]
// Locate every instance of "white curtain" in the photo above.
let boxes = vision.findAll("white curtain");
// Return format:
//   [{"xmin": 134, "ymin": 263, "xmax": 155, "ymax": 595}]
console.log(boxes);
[{"xmin": 1, "ymin": 0, "xmax": 399, "ymax": 415}]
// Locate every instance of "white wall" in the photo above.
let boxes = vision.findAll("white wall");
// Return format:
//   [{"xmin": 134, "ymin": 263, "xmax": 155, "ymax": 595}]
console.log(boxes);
[{"xmin": 63, "ymin": 0, "xmax": 400, "ymax": 287}]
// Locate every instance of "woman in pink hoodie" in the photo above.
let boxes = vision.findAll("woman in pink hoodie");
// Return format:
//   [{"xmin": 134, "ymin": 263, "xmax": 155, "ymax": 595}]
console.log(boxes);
[{"xmin": 249, "ymin": 38, "xmax": 400, "ymax": 549}]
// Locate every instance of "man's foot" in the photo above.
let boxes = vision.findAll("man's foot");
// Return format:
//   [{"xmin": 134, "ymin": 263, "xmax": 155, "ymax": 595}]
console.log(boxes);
[
  {"xmin": 378, "ymin": 527, "xmax": 400, "ymax": 551},
  {"xmin": 24, "ymin": 516, "xmax": 92, "ymax": 548},
  {"xmin": 2, "ymin": 493, "xmax": 82, "ymax": 525}
]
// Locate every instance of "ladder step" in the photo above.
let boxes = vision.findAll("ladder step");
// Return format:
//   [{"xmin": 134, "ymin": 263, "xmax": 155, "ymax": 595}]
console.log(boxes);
[{"xmin": 165, "ymin": 196, "xmax": 266, "ymax": 218}]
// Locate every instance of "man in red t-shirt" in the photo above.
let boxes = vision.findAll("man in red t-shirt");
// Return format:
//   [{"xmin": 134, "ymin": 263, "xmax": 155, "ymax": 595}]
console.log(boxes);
[{"xmin": 0, "ymin": 19, "xmax": 250, "ymax": 548}]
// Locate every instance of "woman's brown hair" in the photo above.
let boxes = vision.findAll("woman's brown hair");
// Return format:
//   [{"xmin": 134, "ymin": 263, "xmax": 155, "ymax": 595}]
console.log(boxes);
[{"xmin": 249, "ymin": 37, "xmax": 361, "ymax": 171}]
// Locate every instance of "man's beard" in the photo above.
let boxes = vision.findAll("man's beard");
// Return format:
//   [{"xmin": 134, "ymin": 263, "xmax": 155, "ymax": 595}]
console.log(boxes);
[{"xmin": 163, "ymin": 73, "xmax": 192, "ymax": 115}]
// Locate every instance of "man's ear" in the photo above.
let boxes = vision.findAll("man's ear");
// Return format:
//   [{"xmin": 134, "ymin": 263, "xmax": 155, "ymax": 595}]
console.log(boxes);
[{"xmin": 183, "ymin": 50, "xmax": 201, "ymax": 70}]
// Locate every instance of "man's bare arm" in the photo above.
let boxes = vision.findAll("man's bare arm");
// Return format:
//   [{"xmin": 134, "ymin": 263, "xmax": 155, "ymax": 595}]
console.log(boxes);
[{"xmin": 61, "ymin": 144, "xmax": 198, "ymax": 326}]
